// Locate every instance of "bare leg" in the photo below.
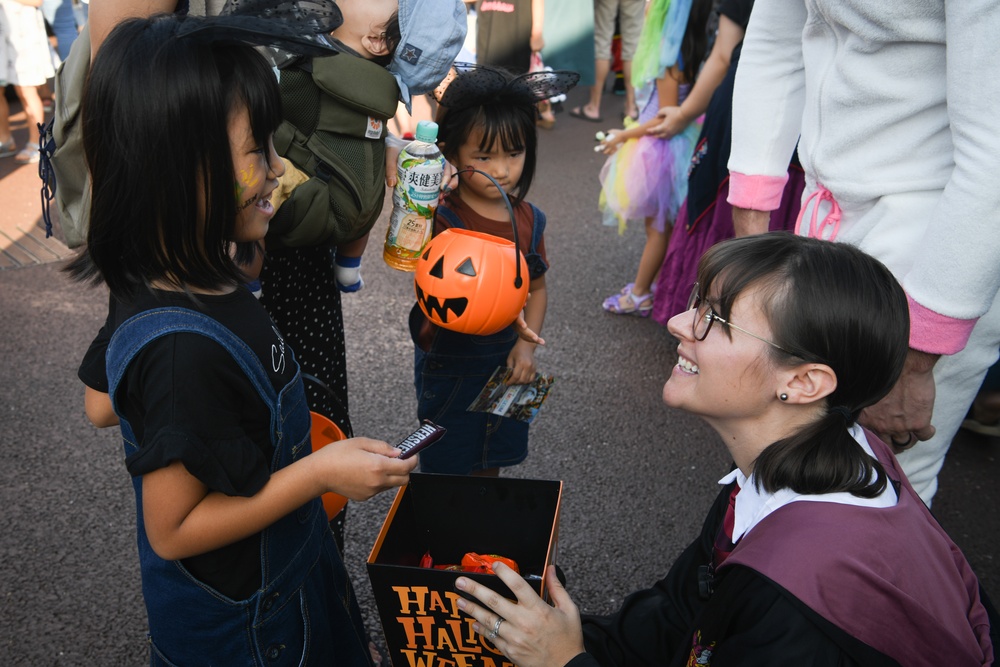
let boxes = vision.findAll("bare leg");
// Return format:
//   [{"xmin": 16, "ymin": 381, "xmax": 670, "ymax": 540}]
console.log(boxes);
[
  {"xmin": 622, "ymin": 60, "xmax": 637, "ymax": 119},
  {"xmin": 632, "ymin": 218, "xmax": 672, "ymax": 297},
  {"xmin": 584, "ymin": 58, "xmax": 612, "ymax": 119},
  {"xmin": 14, "ymin": 85, "xmax": 43, "ymax": 146},
  {"xmin": 0, "ymin": 95, "xmax": 13, "ymax": 147}
]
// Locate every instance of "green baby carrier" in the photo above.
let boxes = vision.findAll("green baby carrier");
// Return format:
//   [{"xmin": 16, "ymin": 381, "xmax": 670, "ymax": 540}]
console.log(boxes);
[{"xmin": 270, "ymin": 53, "xmax": 400, "ymax": 248}]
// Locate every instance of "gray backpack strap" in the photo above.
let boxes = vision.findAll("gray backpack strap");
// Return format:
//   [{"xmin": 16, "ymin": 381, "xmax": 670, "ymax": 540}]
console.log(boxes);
[{"xmin": 42, "ymin": 22, "xmax": 92, "ymax": 248}]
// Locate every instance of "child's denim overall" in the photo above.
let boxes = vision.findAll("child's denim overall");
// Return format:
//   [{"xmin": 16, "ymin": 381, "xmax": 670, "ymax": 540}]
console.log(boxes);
[
  {"xmin": 411, "ymin": 205, "xmax": 546, "ymax": 474},
  {"xmin": 107, "ymin": 307, "xmax": 371, "ymax": 667}
]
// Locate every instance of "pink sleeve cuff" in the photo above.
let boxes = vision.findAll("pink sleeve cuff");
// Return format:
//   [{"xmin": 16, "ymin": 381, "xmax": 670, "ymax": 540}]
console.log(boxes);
[
  {"xmin": 907, "ymin": 294, "xmax": 978, "ymax": 355},
  {"xmin": 727, "ymin": 172, "xmax": 790, "ymax": 212}
]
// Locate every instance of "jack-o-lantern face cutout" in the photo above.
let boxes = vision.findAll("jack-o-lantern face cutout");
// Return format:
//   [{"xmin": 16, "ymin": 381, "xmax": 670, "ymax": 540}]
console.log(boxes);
[{"xmin": 414, "ymin": 228, "xmax": 529, "ymax": 335}]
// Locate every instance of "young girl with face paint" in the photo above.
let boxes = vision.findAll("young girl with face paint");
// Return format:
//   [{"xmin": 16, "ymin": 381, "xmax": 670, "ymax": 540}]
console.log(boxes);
[{"xmin": 67, "ymin": 15, "xmax": 414, "ymax": 665}]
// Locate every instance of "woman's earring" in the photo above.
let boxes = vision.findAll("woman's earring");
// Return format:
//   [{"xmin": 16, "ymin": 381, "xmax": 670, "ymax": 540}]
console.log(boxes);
[{"xmin": 779, "ymin": 393, "xmax": 788, "ymax": 401}]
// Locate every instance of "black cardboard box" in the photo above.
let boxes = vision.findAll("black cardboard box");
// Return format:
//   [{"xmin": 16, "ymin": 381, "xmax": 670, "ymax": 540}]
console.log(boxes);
[{"xmin": 367, "ymin": 473, "xmax": 563, "ymax": 667}]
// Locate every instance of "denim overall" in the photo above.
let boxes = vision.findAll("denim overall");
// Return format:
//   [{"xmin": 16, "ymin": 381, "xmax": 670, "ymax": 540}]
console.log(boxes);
[
  {"xmin": 107, "ymin": 307, "xmax": 371, "ymax": 667},
  {"xmin": 411, "ymin": 205, "xmax": 546, "ymax": 474}
]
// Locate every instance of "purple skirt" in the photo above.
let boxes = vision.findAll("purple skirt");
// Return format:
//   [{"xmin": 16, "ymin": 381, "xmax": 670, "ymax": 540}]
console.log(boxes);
[{"xmin": 650, "ymin": 168, "xmax": 807, "ymax": 325}]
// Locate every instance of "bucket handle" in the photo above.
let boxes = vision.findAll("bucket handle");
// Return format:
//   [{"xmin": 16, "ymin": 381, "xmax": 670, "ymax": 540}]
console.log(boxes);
[{"xmin": 450, "ymin": 168, "xmax": 524, "ymax": 290}]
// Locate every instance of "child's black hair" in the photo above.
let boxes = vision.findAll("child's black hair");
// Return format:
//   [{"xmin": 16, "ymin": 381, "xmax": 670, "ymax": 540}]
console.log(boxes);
[
  {"xmin": 435, "ymin": 67, "xmax": 537, "ymax": 205},
  {"xmin": 679, "ymin": 0, "xmax": 714, "ymax": 83},
  {"xmin": 370, "ymin": 11, "xmax": 401, "ymax": 66},
  {"xmin": 65, "ymin": 14, "xmax": 282, "ymax": 299}
]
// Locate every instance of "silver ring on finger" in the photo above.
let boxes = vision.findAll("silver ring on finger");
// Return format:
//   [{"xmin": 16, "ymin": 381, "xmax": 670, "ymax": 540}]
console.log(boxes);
[{"xmin": 493, "ymin": 617, "xmax": 504, "ymax": 639}]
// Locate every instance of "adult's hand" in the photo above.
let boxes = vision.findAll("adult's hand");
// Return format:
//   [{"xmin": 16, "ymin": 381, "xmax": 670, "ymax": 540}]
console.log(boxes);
[
  {"xmin": 860, "ymin": 349, "xmax": 939, "ymax": 452},
  {"xmin": 456, "ymin": 564, "xmax": 585, "ymax": 667},
  {"xmin": 732, "ymin": 207, "xmax": 771, "ymax": 237},
  {"xmin": 385, "ymin": 142, "xmax": 402, "ymax": 188},
  {"xmin": 646, "ymin": 106, "xmax": 687, "ymax": 139}
]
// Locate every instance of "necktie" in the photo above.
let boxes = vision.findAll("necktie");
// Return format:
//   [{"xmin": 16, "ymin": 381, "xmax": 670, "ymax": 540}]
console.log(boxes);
[{"xmin": 713, "ymin": 483, "xmax": 740, "ymax": 568}]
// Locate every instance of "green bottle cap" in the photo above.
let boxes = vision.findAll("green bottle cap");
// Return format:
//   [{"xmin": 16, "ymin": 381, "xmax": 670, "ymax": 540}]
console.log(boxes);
[{"xmin": 414, "ymin": 120, "xmax": 439, "ymax": 143}]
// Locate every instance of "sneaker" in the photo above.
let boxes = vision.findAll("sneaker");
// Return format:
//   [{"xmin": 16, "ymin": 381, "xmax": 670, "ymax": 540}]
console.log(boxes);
[
  {"xmin": 15, "ymin": 143, "xmax": 39, "ymax": 164},
  {"xmin": 0, "ymin": 139, "xmax": 16, "ymax": 158}
]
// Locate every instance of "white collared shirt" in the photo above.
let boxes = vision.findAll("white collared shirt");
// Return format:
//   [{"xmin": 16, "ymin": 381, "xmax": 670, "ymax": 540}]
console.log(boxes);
[{"xmin": 718, "ymin": 424, "xmax": 898, "ymax": 544}]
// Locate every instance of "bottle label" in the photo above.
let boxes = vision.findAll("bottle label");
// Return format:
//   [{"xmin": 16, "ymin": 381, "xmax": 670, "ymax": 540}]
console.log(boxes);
[
  {"xmin": 386, "ymin": 208, "xmax": 433, "ymax": 254},
  {"xmin": 397, "ymin": 155, "xmax": 445, "ymax": 207},
  {"xmin": 385, "ymin": 148, "xmax": 444, "ymax": 262}
]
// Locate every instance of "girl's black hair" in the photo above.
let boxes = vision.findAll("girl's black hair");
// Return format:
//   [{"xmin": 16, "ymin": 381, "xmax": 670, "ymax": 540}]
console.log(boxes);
[
  {"xmin": 65, "ymin": 14, "xmax": 282, "ymax": 299},
  {"xmin": 679, "ymin": 0, "xmax": 714, "ymax": 83},
  {"xmin": 435, "ymin": 67, "xmax": 537, "ymax": 205},
  {"xmin": 695, "ymin": 233, "xmax": 910, "ymax": 498}
]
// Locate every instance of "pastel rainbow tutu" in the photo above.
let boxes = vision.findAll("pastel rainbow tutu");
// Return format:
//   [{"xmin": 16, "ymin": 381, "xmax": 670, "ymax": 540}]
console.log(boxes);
[{"xmin": 599, "ymin": 118, "xmax": 702, "ymax": 234}]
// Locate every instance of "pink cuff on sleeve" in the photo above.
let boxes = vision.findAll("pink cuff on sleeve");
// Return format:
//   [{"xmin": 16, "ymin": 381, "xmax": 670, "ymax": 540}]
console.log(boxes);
[
  {"xmin": 727, "ymin": 172, "xmax": 790, "ymax": 212},
  {"xmin": 907, "ymin": 294, "xmax": 978, "ymax": 355}
]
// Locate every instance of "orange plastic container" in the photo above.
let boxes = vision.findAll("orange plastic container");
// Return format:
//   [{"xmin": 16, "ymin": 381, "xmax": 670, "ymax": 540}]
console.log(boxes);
[{"xmin": 309, "ymin": 412, "xmax": 349, "ymax": 520}]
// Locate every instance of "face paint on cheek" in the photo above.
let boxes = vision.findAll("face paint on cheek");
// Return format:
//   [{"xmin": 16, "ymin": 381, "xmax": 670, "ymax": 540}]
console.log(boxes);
[
  {"xmin": 239, "ymin": 164, "xmax": 261, "ymax": 189},
  {"xmin": 236, "ymin": 190, "xmax": 260, "ymax": 212},
  {"xmin": 235, "ymin": 163, "xmax": 263, "ymax": 211}
]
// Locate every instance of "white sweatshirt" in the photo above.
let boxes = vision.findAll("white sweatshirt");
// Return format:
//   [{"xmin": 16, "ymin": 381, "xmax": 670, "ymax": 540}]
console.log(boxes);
[{"xmin": 727, "ymin": 0, "xmax": 1000, "ymax": 355}]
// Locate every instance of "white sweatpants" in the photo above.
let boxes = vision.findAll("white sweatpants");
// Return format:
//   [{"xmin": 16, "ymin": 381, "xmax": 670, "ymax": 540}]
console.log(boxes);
[{"xmin": 799, "ymin": 187, "xmax": 1000, "ymax": 505}]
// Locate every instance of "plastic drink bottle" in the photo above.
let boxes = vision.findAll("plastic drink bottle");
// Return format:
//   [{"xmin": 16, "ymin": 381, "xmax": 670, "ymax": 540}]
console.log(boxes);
[{"xmin": 383, "ymin": 121, "xmax": 445, "ymax": 271}]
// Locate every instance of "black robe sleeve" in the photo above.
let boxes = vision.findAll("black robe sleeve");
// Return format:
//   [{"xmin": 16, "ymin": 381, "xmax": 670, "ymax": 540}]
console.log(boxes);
[{"xmin": 574, "ymin": 484, "xmax": 731, "ymax": 666}]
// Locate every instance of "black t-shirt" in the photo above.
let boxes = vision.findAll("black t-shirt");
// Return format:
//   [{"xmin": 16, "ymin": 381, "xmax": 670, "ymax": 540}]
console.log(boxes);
[
  {"xmin": 79, "ymin": 287, "xmax": 297, "ymax": 599},
  {"xmin": 718, "ymin": 0, "xmax": 754, "ymax": 30}
]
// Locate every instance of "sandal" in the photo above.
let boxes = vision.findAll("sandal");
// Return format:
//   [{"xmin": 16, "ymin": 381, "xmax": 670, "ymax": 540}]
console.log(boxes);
[
  {"xmin": 0, "ymin": 139, "xmax": 16, "ymax": 158},
  {"xmin": 569, "ymin": 105, "xmax": 603, "ymax": 123},
  {"xmin": 603, "ymin": 283, "xmax": 654, "ymax": 316},
  {"xmin": 15, "ymin": 142, "xmax": 39, "ymax": 164}
]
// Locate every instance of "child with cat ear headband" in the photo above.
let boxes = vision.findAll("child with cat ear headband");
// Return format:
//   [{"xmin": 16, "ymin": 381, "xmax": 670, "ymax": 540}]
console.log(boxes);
[{"xmin": 408, "ymin": 64, "xmax": 576, "ymax": 477}]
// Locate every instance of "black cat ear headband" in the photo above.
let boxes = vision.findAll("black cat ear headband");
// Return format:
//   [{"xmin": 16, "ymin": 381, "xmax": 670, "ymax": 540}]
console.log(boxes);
[
  {"xmin": 438, "ymin": 63, "xmax": 580, "ymax": 112},
  {"xmin": 175, "ymin": 0, "xmax": 343, "ymax": 57}
]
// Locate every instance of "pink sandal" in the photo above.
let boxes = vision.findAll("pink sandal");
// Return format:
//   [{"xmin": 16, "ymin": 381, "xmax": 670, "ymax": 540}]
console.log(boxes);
[{"xmin": 603, "ymin": 283, "xmax": 654, "ymax": 316}]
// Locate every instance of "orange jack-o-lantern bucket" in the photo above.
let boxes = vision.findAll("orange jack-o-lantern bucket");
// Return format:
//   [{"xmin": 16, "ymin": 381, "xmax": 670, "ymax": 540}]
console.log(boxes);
[
  {"xmin": 309, "ymin": 411, "xmax": 349, "ymax": 520},
  {"xmin": 414, "ymin": 227, "xmax": 529, "ymax": 335}
]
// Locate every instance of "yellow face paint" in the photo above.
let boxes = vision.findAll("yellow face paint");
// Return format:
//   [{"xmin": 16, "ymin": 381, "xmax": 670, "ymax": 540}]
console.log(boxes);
[
  {"xmin": 234, "ymin": 164, "xmax": 263, "ymax": 211},
  {"xmin": 240, "ymin": 164, "xmax": 261, "ymax": 190}
]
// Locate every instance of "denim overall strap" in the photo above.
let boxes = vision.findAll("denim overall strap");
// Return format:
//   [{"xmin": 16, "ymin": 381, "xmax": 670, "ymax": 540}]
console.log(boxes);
[
  {"xmin": 106, "ymin": 307, "xmax": 371, "ymax": 667},
  {"xmin": 435, "ymin": 203, "xmax": 466, "ymax": 229},
  {"xmin": 107, "ymin": 307, "xmax": 278, "ymax": 425},
  {"xmin": 526, "ymin": 203, "xmax": 548, "ymax": 279}
]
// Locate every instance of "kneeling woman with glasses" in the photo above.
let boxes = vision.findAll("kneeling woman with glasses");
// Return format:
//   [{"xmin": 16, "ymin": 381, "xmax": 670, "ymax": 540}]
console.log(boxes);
[{"xmin": 454, "ymin": 233, "xmax": 994, "ymax": 665}]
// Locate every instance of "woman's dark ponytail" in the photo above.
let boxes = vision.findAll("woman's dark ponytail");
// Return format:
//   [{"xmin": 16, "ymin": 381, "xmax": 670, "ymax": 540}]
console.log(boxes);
[{"xmin": 753, "ymin": 409, "xmax": 887, "ymax": 498}]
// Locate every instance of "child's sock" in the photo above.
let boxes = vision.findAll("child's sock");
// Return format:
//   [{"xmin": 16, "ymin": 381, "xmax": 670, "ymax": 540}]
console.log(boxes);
[
  {"xmin": 245, "ymin": 279, "xmax": 263, "ymax": 299},
  {"xmin": 334, "ymin": 255, "xmax": 364, "ymax": 293}
]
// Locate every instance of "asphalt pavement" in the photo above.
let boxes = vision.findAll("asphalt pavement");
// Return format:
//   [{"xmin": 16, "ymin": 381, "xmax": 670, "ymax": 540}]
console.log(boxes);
[{"xmin": 2, "ymin": 88, "xmax": 998, "ymax": 666}]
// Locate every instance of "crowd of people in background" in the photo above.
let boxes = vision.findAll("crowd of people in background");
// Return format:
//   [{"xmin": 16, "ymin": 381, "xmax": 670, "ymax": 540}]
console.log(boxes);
[{"xmin": 4, "ymin": 0, "xmax": 999, "ymax": 663}]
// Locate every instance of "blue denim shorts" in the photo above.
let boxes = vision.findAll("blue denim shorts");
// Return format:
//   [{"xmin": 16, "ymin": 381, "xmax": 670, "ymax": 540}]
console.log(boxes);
[{"xmin": 411, "ymin": 305, "xmax": 529, "ymax": 474}]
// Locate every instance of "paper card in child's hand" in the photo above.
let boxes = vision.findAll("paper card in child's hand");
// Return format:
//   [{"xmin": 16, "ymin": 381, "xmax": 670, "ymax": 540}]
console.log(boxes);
[{"xmin": 466, "ymin": 366, "xmax": 554, "ymax": 424}]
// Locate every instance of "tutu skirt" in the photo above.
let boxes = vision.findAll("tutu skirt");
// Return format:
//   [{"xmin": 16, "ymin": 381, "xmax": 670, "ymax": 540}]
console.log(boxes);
[
  {"xmin": 599, "ymin": 119, "xmax": 702, "ymax": 234},
  {"xmin": 650, "ymin": 168, "xmax": 806, "ymax": 324}
]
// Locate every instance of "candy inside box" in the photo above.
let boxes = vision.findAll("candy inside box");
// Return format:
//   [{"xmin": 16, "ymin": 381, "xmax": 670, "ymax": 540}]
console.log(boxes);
[{"xmin": 367, "ymin": 473, "xmax": 563, "ymax": 667}]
